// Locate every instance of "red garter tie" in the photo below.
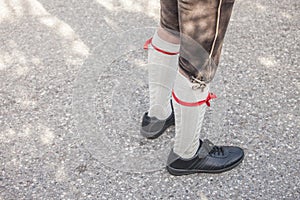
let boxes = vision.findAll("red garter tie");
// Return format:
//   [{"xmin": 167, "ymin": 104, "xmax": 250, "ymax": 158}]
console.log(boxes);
[
  {"xmin": 143, "ymin": 38, "xmax": 179, "ymax": 56},
  {"xmin": 172, "ymin": 90, "xmax": 217, "ymax": 107}
]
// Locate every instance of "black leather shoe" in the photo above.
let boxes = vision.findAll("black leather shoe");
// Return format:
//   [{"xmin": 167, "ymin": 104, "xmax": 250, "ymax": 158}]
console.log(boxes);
[
  {"xmin": 140, "ymin": 102, "xmax": 175, "ymax": 139},
  {"xmin": 166, "ymin": 139, "xmax": 244, "ymax": 176}
]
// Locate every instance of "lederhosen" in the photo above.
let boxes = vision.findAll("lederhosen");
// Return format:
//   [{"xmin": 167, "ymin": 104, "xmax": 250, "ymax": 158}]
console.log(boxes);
[{"xmin": 160, "ymin": 0, "xmax": 235, "ymax": 89}]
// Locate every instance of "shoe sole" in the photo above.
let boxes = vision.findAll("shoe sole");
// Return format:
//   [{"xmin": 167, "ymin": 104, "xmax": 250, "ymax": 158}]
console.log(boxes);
[{"xmin": 166, "ymin": 154, "xmax": 245, "ymax": 176}]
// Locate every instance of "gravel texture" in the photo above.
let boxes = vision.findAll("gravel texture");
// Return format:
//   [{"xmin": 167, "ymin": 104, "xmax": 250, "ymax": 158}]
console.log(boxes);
[{"xmin": 0, "ymin": 0, "xmax": 299, "ymax": 199}]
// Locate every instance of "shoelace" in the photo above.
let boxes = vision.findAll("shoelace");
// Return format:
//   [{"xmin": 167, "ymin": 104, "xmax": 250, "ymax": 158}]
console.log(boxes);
[
  {"xmin": 209, "ymin": 146, "xmax": 224, "ymax": 156},
  {"xmin": 198, "ymin": 139, "xmax": 224, "ymax": 158}
]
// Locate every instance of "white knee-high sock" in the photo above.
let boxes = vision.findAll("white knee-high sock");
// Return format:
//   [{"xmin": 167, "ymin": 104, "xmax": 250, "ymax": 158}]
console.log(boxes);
[
  {"xmin": 172, "ymin": 71, "xmax": 210, "ymax": 159},
  {"xmin": 147, "ymin": 31, "xmax": 180, "ymax": 120}
]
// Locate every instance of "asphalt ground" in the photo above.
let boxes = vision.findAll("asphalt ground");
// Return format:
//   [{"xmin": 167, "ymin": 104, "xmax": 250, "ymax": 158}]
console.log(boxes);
[{"xmin": 0, "ymin": 0, "xmax": 299, "ymax": 199}]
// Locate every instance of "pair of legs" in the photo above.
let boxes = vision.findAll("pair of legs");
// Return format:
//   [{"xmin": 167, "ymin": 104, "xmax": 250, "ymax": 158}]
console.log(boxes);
[{"xmin": 141, "ymin": 0, "xmax": 244, "ymax": 175}]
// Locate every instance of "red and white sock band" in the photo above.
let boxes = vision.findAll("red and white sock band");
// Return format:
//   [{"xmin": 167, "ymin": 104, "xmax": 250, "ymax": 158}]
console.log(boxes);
[
  {"xmin": 144, "ymin": 38, "xmax": 180, "ymax": 56},
  {"xmin": 172, "ymin": 91, "xmax": 217, "ymax": 107}
]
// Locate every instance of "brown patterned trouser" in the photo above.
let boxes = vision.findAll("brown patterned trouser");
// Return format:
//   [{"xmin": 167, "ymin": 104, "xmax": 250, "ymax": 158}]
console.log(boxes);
[{"xmin": 160, "ymin": 0, "xmax": 235, "ymax": 86}]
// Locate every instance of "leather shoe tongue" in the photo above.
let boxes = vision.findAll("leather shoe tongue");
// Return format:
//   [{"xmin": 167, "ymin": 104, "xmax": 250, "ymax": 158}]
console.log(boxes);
[{"xmin": 197, "ymin": 139, "xmax": 215, "ymax": 158}]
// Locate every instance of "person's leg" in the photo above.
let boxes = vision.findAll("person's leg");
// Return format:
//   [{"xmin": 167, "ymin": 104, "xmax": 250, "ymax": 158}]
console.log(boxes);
[
  {"xmin": 172, "ymin": 0, "xmax": 236, "ymax": 159},
  {"xmin": 140, "ymin": 0, "xmax": 181, "ymax": 139},
  {"xmin": 172, "ymin": 72, "xmax": 211, "ymax": 158},
  {"xmin": 167, "ymin": 0, "xmax": 244, "ymax": 175},
  {"xmin": 178, "ymin": 0, "xmax": 236, "ymax": 84},
  {"xmin": 147, "ymin": 29, "xmax": 179, "ymax": 120}
]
